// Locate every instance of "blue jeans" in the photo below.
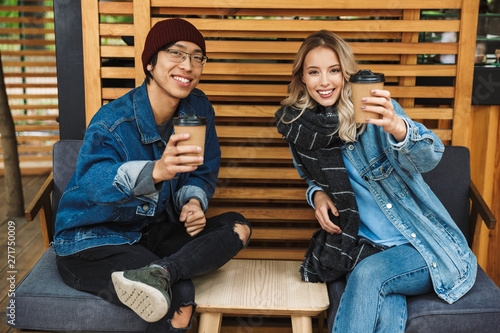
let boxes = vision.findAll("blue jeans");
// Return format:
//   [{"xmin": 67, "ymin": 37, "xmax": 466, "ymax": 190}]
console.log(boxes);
[
  {"xmin": 56, "ymin": 211, "xmax": 250, "ymax": 332},
  {"xmin": 332, "ymin": 243, "xmax": 433, "ymax": 333}
]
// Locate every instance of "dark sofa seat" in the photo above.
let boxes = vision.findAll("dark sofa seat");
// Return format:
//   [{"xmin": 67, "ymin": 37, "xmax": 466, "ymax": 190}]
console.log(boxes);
[
  {"xmin": 8, "ymin": 143, "xmax": 500, "ymax": 332},
  {"xmin": 11, "ymin": 249, "xmax": 147, "ymax": 332}
]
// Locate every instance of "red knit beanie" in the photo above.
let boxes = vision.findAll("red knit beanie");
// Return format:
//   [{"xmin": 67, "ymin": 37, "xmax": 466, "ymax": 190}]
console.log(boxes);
[{"xmin": 141, "ymin": 18, "xmax": 206, "ymax": 74}]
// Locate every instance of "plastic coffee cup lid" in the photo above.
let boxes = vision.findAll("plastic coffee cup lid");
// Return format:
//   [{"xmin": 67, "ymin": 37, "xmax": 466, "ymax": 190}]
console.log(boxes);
[
  {"xmin": 349, "ymin": 70, "xmax": 385, "ymax": 83},
  {"xmin": 172, "ymin": 114, "xmax": 207, "ymax": 126}
]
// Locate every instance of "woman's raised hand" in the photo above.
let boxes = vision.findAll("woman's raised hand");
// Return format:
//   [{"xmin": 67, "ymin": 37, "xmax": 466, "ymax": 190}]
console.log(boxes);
[{"xmin": 362, "ymin": 89, "xmax": 407, "ymax": 142}]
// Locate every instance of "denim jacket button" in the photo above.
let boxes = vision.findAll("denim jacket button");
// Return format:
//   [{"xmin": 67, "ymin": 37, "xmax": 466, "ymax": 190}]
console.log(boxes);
[
  {"xmin": 143, "ymin": 204, "xmax": 150, "ymax": 212},
  {"xmin": 386, "ymin": 203, "xmax": 393, "ymax": 209},
  {"xmin": 432, "ymin": 262, "xmax": 437, "ymax": 268},
  {"xmin": 411, "ymin": 232, "xmax": 416, "ymax": 238},
  {"xmin": 348, "ymin": 145, "xmax": 354, "ymax": 151}
]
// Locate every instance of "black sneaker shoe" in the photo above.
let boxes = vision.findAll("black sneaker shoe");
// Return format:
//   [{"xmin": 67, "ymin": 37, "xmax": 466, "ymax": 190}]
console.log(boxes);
[{"xmin": 111, "ymin": 266, "xmax": 171, "ymax": 322}]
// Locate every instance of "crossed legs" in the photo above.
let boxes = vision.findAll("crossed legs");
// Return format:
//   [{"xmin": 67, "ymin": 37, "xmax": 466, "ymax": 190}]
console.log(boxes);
[{"xmin": 57, "ymin": 211, "xmax": 251, "ymax": 332}]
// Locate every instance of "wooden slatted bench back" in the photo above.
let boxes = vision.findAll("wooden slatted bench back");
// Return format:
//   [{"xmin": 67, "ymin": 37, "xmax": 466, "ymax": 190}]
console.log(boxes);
[{"xmin": 81, "ymin": 0, "xmax": 478, "ymax": 261}]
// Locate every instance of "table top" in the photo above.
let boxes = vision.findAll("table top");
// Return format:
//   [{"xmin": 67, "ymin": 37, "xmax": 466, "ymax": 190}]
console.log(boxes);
[{"xmin": 193, "ymin": 259, "xmax": 330, "ymax": 316}]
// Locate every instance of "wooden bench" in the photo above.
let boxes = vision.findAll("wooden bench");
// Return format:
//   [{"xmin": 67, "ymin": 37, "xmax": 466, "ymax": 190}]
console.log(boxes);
[{"xmin": 21, "ymin": 1, "xmax": 481, "ymax": 332}]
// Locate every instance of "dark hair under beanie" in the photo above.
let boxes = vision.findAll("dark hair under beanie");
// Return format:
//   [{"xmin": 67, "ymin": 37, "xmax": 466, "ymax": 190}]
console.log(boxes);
[{"xmin": 141, "ymin": 18, "xmax": 206, "ymax": 74}]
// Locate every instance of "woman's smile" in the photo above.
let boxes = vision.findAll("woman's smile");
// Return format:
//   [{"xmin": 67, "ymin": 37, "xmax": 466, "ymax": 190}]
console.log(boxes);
[{"xmin": 301, "ymin": 46, "xmax": 344, "ymax": 107}]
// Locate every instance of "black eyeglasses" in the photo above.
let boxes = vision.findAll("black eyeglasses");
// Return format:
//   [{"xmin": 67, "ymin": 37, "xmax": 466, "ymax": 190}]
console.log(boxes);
[{"xmin": 162, "ymin": 48, "xmax": 208, "ymax": 66}]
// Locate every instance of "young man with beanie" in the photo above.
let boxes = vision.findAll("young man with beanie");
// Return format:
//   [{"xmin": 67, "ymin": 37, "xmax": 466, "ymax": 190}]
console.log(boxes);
[{"xmin": 53, "ymin": 18, "xmax": 251, "ymax": 332}]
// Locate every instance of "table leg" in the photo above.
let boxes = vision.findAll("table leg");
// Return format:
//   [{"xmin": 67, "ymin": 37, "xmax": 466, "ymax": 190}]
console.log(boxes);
[
  {"xmin": 198, "ymin": 312, "xmax": 222, "ymax": 333},
  {"xmin": 291, "ymin": 315, "xmax": 313, "ymax": 333}
]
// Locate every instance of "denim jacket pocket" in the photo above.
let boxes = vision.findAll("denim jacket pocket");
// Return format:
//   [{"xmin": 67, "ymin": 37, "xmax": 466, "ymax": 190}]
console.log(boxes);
[
  {"xmin": 112, "ymin": 201, "xmax": 156, "ymax": 220},
  {"xmin": 366, "ymin": 158, "xmax": 409, "ymax": 199},
  {"xmin": 369, "ymin": 158, "xmax": 394, "ymax": 180},
  {"xmin": 135, "ymin": 202, "xmax": 156, "ymax": 216}
]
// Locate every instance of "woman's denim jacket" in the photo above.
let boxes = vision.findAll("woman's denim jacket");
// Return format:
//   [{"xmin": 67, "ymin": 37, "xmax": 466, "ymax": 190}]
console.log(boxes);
[
  {"xmin": 301, "ymin": 100, "xmax": 477, "ymax": 304},
  {"xmin": 52, "ymin": 82, "xmax": 221, "ymax": 256}
]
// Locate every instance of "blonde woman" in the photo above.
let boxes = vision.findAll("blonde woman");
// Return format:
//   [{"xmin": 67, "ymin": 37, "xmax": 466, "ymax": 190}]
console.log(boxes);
[{"xmin": 275, "ymin": 30, "xmax": 476, "ymax": 332}]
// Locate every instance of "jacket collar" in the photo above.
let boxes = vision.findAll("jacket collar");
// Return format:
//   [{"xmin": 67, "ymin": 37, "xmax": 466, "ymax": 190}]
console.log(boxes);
[
  {"xmin": 133, "ymin": 81, "xmax": 197, "ymax": 144},
  {"xmin": 133, "ymin": 81, "xmax": 163, "ymax": 144}
]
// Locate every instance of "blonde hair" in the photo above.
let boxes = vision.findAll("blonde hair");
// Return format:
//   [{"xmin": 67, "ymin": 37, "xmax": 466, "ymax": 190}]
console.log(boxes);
[{"xmin": 281, "ymin": 30, "xmax": 364, "ymax": 142}]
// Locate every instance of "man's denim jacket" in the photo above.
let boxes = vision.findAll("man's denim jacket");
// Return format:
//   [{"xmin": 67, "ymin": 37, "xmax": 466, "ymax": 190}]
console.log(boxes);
[
  {"xmin": 52, "ymin": 81, "xmax": 221, "ymax": 256},
  {"xmin": 302, "ymin": 100, "xmax": 477, "ymax": 304}
]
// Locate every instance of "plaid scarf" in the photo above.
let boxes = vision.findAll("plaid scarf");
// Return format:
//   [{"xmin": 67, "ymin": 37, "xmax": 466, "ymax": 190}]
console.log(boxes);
[{"xmin": 275, "ymin": 104, "xmax": 383, "ymax": 282}]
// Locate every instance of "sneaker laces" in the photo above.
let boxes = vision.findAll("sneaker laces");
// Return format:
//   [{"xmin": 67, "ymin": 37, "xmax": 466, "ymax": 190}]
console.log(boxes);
[{"xmin": 151, "ymin": 268, "xmax": 172, "ymax": 300}]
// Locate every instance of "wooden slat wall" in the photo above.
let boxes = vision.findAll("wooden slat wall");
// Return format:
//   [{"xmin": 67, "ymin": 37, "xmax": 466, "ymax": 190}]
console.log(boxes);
[
  {"xmin": 81, "ymin": 0, "xmax": 478, "ymax": 260},
  {"xmin": 0, "ymin": 0, "xmax": 59, "ymax": 175}
]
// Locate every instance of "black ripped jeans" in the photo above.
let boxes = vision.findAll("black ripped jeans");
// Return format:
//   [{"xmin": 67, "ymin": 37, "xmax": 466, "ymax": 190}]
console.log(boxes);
[{"xmin": 56, "ymin": 212, "xmax": 251, "ymax": 333}]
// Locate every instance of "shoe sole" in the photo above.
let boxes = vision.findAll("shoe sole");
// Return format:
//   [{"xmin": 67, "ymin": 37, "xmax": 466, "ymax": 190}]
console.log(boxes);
[{"xmin": 111, "ymin": 271, "xmax": 169, "ymax": 322}]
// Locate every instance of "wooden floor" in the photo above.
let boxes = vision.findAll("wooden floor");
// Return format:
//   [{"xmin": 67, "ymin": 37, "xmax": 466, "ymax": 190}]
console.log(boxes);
[{"xmin": 1, "ymin": 175, "xmax": 48, "ymax": 333}]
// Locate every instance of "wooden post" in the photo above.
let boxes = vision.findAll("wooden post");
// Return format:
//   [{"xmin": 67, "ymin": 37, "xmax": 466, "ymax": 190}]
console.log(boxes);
[
  {"xmin": 470, "ymin": 105, "xmax": 499, "ymax": 271},
  {"xmin": 398, "ymin": 9, "xmax": 420, "ymax": 110},
  {"xmin": 133, "ymin": 0, "xmax": 150, "ymax": 87},
  {"xmin": 81, "ymin": 0, "xmax": 102, "ymax": 126},
  {"xmin": 0, "ymin": 52, "xmax": 24, "ymax": 217},
  {"xmin": 452, "ymin": 0, "xmax": 479, "ymax": 146}
]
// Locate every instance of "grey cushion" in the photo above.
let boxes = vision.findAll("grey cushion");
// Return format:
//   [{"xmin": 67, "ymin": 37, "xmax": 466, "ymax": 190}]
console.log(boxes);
[
  {"xmin": 9, "ymin": 249, "xmax": 147, "ymax": 332},
  {"xmin": 405, "ymin": 267, "xmax": 500, "ymax": 332}
]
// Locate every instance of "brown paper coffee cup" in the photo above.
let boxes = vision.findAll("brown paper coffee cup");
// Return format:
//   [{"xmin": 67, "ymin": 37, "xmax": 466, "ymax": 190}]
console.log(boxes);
[
  {"xmin": 173, "ymin": 114, "xmax": 207, "ymax": 166},
  {"xmin": 350, "ymin": 70, "xmax": 385, "ymax": 123}
]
